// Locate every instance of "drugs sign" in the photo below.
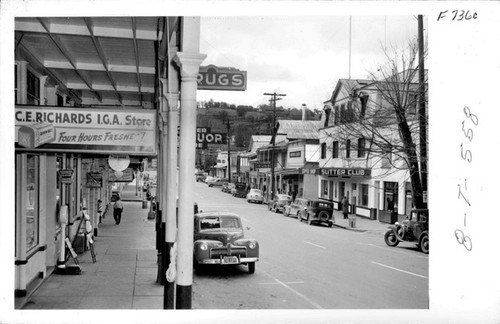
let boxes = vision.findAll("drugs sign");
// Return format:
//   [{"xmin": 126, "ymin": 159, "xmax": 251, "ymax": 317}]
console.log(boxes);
[
  {"xmin": 196, "ymin": 127, "xmax": 226, "ymax": 149},
  {"xmin": 197, "ymin": 65, "xmax": 247, "ymax": 91}
]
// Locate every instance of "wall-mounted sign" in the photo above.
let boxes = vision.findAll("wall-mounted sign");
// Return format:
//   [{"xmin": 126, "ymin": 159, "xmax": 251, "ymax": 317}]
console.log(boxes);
[
  {"xmin": 319, "ymin": 168, "xmax": 371, "ymax": 177},
  {"xmin": 197, "ymin": 65, "xmax": 247, "ymax": 91},
  {"xmin": 108, "ymin": 168, "xmax": 134, "ymax": 182},
  {"xmin": 15, "ymin": 106, "xmax": 156, "ymax": 155},
  {"xmin": 17, "ymin": 122, "xmax": 56, "ymax": 148},
  {"xmin": 109, "ymin": 154, "xmax": 130, "ymax": 172},
  {"xmin": 86, "ymin": 172, "xmax": 103, "ymax": 188},
  {"xmin": 289, "ymin": 151, "xmax": 301, "ymax": 158},
  {"xmin": 196, "ymin": 127, "xmax": 227, "ymax": 149},
  {"xmin": 58, "ymin": 169, "xmax": 74, "ymax": 184}
]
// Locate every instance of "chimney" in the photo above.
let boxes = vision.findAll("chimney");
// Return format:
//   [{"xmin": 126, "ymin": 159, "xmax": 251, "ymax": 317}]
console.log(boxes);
[{"xmin": 301, "ymin": 104, "xmax": 307, "ymax": 121}]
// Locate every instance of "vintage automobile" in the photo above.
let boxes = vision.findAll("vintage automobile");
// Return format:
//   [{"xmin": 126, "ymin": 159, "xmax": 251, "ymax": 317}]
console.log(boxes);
[
  {"xmin": 195, "ymin": 172, "xmax": 207, "ymax": 182},
  {"xmin": 207, "ymin": 178, "xmax": 227, "ymax": 187},
  {"xmin": 283, "ymin": 198, "xmax": 309, "ymax": 218},
  {"xmin": 299, "ymin": 200, "xmax": 335, "ymax": 227},
  {"xmin": 193, "ymin": 211, "xmax": 259, "ymax": 273},
  {"xmin": 384, "ymin": 209, "xmax": 429, "ymax": 254},
  {"xmin": 267, "ymin": 194, "xmax": 292, "ymax": 213},
  {"xmin": 283, "ymin": 198, "xmax": 334, "ymax": 227},
  {"xmin": 221, "ymin": 182, "xmax": 235, "ymax": 193},
  {"xmin": 246, "ymin": 189, "xmax": 263, "ymax": 204},
  {"xmin": 231, "ymin": 182, "xmax": 248, "ymax": 198}
]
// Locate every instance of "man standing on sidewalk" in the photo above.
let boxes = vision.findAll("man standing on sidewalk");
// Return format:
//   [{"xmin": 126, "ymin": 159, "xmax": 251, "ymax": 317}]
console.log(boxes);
[{"xmin": 113, "ymin": 197, "xmax": 124, "ymax": 225}]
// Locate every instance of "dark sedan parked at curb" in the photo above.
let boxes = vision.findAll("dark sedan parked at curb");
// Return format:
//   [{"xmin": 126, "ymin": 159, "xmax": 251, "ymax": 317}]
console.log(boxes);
[
  {"xmin": 284, "ymin": 198, "xmax": 334, "ymax": 227},
  {"xmin": 267, "ymin": 194, "xmax": 292, "ymax": 213},
  {"xmin": 231, "ymin": 182, "xmax": 248, "ymax": 198},
  {"xmin": 193, "ymin": 212, "xmax": 259, "ymax": 273}
]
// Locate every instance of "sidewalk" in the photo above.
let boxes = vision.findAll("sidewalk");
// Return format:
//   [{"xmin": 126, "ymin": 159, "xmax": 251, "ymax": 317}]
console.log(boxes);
[
  {"xmin": 21, "ymin": 184, "xmax": 164, "ymax": 310},
  {"xmin": 331, "ymin": 209, "xmax": 389, "ymax": 234}
]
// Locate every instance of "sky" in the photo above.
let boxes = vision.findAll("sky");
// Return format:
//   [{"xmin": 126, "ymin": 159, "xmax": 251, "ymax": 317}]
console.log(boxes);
[{"xmin": 198, "ymin": 16, "xmax": 425, "ymax": 110}]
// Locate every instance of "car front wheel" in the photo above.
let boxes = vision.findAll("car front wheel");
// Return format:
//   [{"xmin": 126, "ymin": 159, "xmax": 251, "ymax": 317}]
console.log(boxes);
[
  {"xmin": 297, "ymin": 212, "xmax": 302, "ymax": 221},
  {"xmin": 248, "ymin": 262, "xmax": 255, "ymax": 274},
  {"xmin": 384, "ymin": 230, "xmax": 400, "ymax": 247}
]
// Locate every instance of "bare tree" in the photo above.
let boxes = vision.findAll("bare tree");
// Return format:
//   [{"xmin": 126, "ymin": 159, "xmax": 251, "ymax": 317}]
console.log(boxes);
[{"xmin": 327, "ymin": 37, "xmax": 428, "ymax": 209}]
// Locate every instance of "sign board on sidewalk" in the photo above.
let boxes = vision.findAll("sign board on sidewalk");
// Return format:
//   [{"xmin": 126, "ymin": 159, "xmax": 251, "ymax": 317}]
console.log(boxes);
[{"xmin": 197, "ymin": 65, "xmax": 247, "ymax": 91}]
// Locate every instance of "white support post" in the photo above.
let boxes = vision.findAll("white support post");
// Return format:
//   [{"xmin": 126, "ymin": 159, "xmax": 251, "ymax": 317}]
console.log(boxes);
[{"xmin": 173, "ymin": 17, "xmax": 206, "ymax": 310}]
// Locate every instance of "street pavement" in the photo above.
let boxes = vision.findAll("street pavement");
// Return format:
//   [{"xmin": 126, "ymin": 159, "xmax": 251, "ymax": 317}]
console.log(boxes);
[{"xmin": 19, "ymin": 184, "xmax": 391, "ymax": 310}]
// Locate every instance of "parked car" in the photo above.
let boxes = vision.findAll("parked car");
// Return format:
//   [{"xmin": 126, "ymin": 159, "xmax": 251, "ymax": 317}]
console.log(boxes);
[
  {"xmin": 283, "ymin": 198, "xmax": 309, "ymax": 218},
  {"xmin": 384, "ymin": 209, "xmax": 429, "ymax": 254},
  {"xmin": 222, "ymin": 182, "xmax": 235, "ymax": 193},
  {"xmin": 299, "ymin": 200, "xmax": 334, "ymax": 227},
  {"xmin": 246, "ymin": 189, "xmax": 263, "ymax": 204},
  {"xmin": 195, "ymin": 172, "xmax": 207, "ymax": 182},
  {"xmin": 231, "ymin": 182, "xmax": 248, "ymax": 198},
  {"xmin": 207, "ymin": 178, "xmax": 227, "ymax": 187},
  {"xmin": 267, "ymin": 194, "xmax": 292, "ymax": 213},
  {"xmin": 193, "ymin": 211, "xmax": 259, "ymax": 273},
  {"xmin": 204, "ymin": 176, "xmax": 216, "ymax": 184}
]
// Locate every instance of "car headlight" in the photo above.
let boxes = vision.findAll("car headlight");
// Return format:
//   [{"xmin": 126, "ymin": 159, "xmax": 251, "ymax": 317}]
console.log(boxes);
[
  {"xmin": 200, "ymin": 243, "xmax": 208, "ymax": 251},
  {"xmin": 248, "ymin": 241, "xmax": 257, "ymax": 249}
]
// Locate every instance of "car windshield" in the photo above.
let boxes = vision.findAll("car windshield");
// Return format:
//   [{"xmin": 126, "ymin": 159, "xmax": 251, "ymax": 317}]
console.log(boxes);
[
  {"xmin": 277, "ymin": 195, "xmax": 291, "ymax": 201},
  {"xmin": 199, "ymin": 216, "xmax": 241, "ymax": 230},
  {"xmin": 250, "ymin": 189, "xmax": 262, "ymax": 194},
  {"xmin": 235, "ymin": 184, "xmax": 246, "ymax": 189}
]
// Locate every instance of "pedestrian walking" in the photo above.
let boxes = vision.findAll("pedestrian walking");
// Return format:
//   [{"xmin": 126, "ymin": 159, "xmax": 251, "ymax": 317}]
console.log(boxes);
[
  {"xmin": 113, "ymin": 197, "xmax": 124, "ymax": 225},
  {"xmin": 342, "ymin": 196, "xmax": 349, "ymax": 219}
]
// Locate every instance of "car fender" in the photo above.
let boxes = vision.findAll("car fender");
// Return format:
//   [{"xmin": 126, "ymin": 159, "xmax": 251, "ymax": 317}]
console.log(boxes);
[
  {"xmin": 193, "ymin": 239, "xmax": 222, "ymax": 260},
  {"xmin": 233, "ymin": 238, "xmax": 259, "ymax": 257}
]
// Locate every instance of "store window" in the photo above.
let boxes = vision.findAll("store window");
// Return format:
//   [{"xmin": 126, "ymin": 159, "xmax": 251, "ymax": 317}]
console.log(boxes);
[
  {"xmin": 25, "ymin": 155, "xmax": 39, "ymax": 253},
  {"xmin": 27, "ymin": 69, "xmax": 40, "ymax": 105},
  {"xmin": 361, "ymin": 184, "xmax": 369, "ymax": 206}
]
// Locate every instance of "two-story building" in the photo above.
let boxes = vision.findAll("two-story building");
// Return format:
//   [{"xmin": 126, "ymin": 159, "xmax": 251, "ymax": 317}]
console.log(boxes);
[{"xmin": 318, "ymin": 74, "xmax": 426, "ymax": 222}]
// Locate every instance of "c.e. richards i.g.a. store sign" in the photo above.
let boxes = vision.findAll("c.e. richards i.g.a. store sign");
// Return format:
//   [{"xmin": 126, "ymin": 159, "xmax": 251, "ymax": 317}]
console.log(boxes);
[{"xmin": 15, "ymin": 106, "xmax": 156, "ymax": 155}]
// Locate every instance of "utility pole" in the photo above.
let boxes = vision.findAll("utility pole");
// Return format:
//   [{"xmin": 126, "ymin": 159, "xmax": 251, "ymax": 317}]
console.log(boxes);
[
  {"xmin": 263, "ymin": 92, "xmax": 286, "ymax": 201},
  {"xmin": 226, "ymin": 117, "xmax": 231, "ymax": 183},
  {"xmin": 418, "ymin": 15, "xmax": 427, "ymax": 208}
]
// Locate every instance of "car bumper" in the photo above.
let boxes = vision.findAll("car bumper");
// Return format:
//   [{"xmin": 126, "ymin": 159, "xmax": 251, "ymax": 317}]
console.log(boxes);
[{"xmin": 197, "ymin": 257, "xmax": 259, "ymax": 265}]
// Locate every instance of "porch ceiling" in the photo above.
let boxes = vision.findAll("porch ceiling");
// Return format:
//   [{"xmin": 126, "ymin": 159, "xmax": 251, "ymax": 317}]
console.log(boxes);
[{"xmin": 15, "ymin": 17, "xmax": 177, "ymax": 108}]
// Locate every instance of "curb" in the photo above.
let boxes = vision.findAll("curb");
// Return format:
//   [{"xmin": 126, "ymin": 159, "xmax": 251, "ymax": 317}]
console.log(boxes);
[{"xmin": 332, "ymin": 223, "xmax": 367, "ymax": 233}]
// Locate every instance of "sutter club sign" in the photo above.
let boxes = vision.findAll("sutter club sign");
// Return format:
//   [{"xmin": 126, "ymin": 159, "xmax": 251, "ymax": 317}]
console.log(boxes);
[{"xmin": 300, "ymin": 167, "xmax": 371, "ymax": 177}]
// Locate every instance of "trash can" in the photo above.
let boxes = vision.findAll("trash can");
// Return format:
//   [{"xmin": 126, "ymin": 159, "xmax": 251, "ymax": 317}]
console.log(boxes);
[
  {"xmin": 369, "ymin": 208, "xmax": 377, "ymax": 220},
  {"xmin": 142, "ymin": 200, "xmax": 148, "ymax": 209},
  {"xmin": 348, "ymin": 216, "xmax": 356, "ymax": 228}
]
